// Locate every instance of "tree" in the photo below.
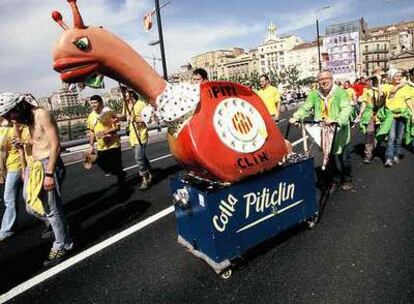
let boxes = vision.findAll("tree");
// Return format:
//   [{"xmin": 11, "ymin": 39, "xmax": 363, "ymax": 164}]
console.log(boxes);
[
  {"xmin": 107, "ymin": 99, "xmax": 123, "ymax": 112},
  {"xmin": 284, "ymin": 65, "xmax": 300, "ymax": 89},
  {"xmin": 298, "ymin": 76, "xmax": 316, "ymax": 86}
]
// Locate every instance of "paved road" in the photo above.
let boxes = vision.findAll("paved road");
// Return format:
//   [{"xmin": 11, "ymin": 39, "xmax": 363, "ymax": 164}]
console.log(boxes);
[{"xmin": 1, "ymin": 111, "xmax": 414, "ymax": 303}]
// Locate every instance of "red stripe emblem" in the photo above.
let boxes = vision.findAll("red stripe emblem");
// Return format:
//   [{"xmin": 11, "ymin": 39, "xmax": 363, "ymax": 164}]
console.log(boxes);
[{"xmin": 232, "ymin": 112, "xmax": 252, "ymax": 135}]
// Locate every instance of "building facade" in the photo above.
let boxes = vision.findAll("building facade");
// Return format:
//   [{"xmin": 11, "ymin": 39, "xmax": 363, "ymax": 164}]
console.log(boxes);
[
  {"xmin": 49, "ymin": 83, "xmax": 81, "ymax": 110},
  {"xmin": 361, "ymin": 21, "xmax": 414, "ymax": 75},
  {"xmin": 322, "ymin": 19, "xmax": 367, "ymax": 80},
  {"xmin": 191, "ymin": 48, "xmax": 245, "ymax": 80},
  {"xmin": 286, "ymin": 41, "xmax": 319, "ymax": 80},
  {"xmin": 257, "ymin": 22, "xmax": 303, "ymax": 74},
  {"xmin": 220, "ymin": 49, "xmax": 259, "ymax": 81}
]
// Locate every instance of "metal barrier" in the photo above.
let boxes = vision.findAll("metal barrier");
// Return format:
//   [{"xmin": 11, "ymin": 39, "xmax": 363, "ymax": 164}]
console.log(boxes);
[{"xmin": 61, "ymin": 123, "xmax": 166, "ymax": 149}]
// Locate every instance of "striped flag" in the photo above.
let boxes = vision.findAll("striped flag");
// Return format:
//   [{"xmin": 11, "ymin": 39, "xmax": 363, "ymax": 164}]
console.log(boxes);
[{"xmin": 143, "ymin": 11, "xmax": 153, "ymax": 31}]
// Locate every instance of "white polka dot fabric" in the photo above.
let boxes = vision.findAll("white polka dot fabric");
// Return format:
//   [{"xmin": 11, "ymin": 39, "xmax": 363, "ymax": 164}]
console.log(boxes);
[
  {"xmin": 155, "ymin": 82, "xmax": 200, "ymax": 122},
  {"xmin": 141, "ymin": 105, "xmax": 154, "ymax": 125},
  {"xmin": 154, "ymin": 82, "xmax": 200, "ymax": 138}
]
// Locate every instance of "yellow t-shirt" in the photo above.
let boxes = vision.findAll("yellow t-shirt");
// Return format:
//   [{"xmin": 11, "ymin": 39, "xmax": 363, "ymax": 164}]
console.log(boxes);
[
  {"xmin": 405, "ymin": 83, "xmax": 414, "ymax": 115},
  {"xmin": 87, "ymin": 108, "xmax": 121, "ymax": 151},
  {"xmin": 360, "ymin": 88, "xmax": 377, "ymax": 105},
  {"xmin": 122, "ymin": 101, "xmax": 149, "ymax": 146},
  {"xmin": 346, "ymin": 88, "xmax": 355, "ymax": 103},
  {"xmin": 382, "ymin": 83, "xmax": 411, "ymax": 111},
  {"xmin": 257, "ymin": 85, "xmax": 281, "ymax": 116},
  {"xmin": 21, "ymin": 126, "xmax": 32, "ymax": 167},
  {"xmin": 0, "ymin": 126, "xmax": 29, "ymax": 172}
]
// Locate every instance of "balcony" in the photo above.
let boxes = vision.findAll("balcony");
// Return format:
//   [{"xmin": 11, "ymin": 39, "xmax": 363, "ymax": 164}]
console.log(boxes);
[{"xmin": 362, "ymin": 49, "xmax": 389, "ymax": 55}]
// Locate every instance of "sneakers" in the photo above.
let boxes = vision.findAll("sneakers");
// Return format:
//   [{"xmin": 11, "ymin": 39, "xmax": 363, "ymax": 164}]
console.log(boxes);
[
  {"xmin": 138, "ymin": 172, "xmax": 152, "ymax": 190},
  {"xmin": 384, "ymin": 159, "xmax": 393, "ymax": 167},
  {"xmin": 363, "ymin": 157, "xmax": 371, "ymax": 164},
  {"xmin": 341, "ymin": 182, "xmax": 353, "ymax": 191},
  {"xmin": 393, "ymin": 156, "xmax": 400, "ymax": 164},
  {"xmin": 43, "ymin": 244, "xmax": 73, "ymax": 266}
]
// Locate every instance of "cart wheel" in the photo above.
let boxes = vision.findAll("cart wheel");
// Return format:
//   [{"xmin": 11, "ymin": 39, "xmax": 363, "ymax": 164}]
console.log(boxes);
[
  {"xmin": 220, "ymin": 269, "xmax": 232, "ymax": 279},
  {"xmin": 307, "ymin": 216, "xmax": 319, "ymax": 229}
]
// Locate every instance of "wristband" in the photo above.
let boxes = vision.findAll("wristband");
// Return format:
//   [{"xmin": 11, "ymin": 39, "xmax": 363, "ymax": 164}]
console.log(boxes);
[{"xmin": 45, "ymin": 173, "xmax": 54, "ymax": 178}]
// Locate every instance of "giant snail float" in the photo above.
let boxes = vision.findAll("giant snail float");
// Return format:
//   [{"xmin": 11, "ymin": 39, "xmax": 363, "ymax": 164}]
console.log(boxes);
[{"xmin": 51, "ymin": 0, "xmax": 292, "ymax": 183}]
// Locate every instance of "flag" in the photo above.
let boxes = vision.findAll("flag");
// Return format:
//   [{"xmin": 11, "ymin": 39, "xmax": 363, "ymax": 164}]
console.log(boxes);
[
  {"xmin": 143, "ymin": 11, "xmax": 153, "ymax": 31},
  {"xmin": 84, "ymin": 74, "xmax": 105, "ymax": 89}
]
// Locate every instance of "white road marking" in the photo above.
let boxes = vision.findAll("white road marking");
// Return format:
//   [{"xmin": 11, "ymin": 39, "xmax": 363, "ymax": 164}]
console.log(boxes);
[
  {"xmin": 0, "ymin": 206, "xmax": 175, "ymax": 303},
  {"xmin": 123, "ymin": 154, "xmax": 172, "ymax": 171},
  {"xmin": 1, "ymin": 134, "xmax": 305, "ymax": 302}
]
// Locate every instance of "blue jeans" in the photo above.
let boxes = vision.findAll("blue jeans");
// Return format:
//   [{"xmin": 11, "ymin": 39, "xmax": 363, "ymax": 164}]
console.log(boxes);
[
  {"xmin": 385, "ymin": 118, "xmax": 405, "ymax": 161},
  {"xmin": 332, "ymin": 143, "xmax": 352, "ymax": 183},
  {"xmin": 24, "ymin": 158, "xmax": 72, "ymax": 251},
  {"xmin": 134, "ymin": 143, "xmax": 150, "ymax": 174},
  {"xmin": 0, "ymin": 170, "xmax": 21, "ymax": 236}
]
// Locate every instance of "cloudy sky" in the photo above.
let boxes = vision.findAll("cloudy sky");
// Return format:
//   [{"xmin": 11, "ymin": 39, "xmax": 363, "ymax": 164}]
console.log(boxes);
[{"xmin": 0, "ymin": 0, "xmax": 413, "ymax": 97}]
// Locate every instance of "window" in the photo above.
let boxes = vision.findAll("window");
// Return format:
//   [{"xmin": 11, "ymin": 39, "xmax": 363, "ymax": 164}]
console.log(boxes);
[{"xmin": 365, "ymin": 45, "xmax": 368, "ymax": 51}]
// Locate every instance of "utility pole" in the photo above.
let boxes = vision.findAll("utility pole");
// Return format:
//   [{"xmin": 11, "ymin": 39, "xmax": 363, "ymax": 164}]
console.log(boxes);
[
  {"xmin": 316, "ymin": 5, "xmax": 331, "ymax": 72},
  {"xmin": 354, "ymin": 43, "xmax": 358, "ymax": 75},
  {"xmin": 155, "ymin": 0, "xmax": 168, "ymax": 80},
  {"xmin": 317, "ymin": 19, "xmax": 321, "ymax": 72}
]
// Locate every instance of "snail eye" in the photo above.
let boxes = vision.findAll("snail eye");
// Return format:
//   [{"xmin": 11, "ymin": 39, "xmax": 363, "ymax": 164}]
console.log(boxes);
[{"xmin": 73, "ymin": 37, "xmax": 89, "ymax": 50}]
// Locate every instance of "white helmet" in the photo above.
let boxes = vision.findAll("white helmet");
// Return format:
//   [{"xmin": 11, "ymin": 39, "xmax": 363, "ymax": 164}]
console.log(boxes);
[{"xmin": 0, "ymin": 92, "xmax": 38, "ymax": 116}]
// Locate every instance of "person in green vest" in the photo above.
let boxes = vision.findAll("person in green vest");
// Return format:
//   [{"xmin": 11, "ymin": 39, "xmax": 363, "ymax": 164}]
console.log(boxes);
[
  {"xmin": 357, "ymin": 75, "xmax": 383, "ymax": 163},
  {"xmin": 377, "ymin": 68, "xmax": 413, "ymax": 167},
  {"xmin": 289, "ymin": 70, "xmax": 353, "ymax": 191},
  {"xmin": 406, "ymin": 68, "xmax": 414, "ymax": 151}
]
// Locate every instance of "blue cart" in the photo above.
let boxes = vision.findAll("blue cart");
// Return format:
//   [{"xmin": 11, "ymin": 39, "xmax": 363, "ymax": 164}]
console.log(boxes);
[{"xmin": 170, "ymin": 156, "xmax": 318, "ymax": 278}]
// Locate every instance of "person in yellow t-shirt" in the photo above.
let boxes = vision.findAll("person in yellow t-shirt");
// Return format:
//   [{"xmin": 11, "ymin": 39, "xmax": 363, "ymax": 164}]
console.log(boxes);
[
  {"xmin": 380, "ymin": 68, "xmax": 410, "ymax": 167},
  {"xmin": 0, "ymin": 120, "xmax": 26, "ymax": 241},
  {"xmin": 118, "ymin": 88, "xmax": 152, "ymax": 190},
  {"xmin": 344, "ymin": 80, "xmax": 357, "ymax": 105},
  {"xmin": 87, "ymin": 95, "xmax": 125, "ymax": 183},
  {"xmin": 407, "ymin": 68, "xmax": 414, "ymax": 150},
  {"xmin": 257, "ymin": 74, "xmax": 281, "ymax": 121}
]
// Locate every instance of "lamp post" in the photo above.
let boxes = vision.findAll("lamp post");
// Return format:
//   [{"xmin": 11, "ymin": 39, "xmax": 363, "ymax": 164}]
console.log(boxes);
[
  {"xmin": 353, "ymin": 43, "xmax": 358, "ymax": 75},
  {"xmin": 154, "ymin": 0, "xmax": 168, "ymax": 80},
  {"xmin": 316, "ymin": 5, "xmax": 331, "ymax": 72}
]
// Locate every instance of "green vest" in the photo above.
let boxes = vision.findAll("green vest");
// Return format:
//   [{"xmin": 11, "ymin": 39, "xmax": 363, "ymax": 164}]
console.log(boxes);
[{"xmin": 293, "ymin": 87, "xmax": 352, "ymax": 154}]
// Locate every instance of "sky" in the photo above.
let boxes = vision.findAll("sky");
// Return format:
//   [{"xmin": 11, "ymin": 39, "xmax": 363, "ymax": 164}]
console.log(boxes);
[{"xmin": 0, "ymin": 0, "xmax": 413, "ymax": 97}]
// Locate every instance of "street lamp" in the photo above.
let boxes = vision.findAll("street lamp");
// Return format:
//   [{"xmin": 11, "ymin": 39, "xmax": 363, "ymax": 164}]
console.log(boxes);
[
  {"xmin": 316, "ymin": 5, "xmax": 331, "ymax": 72},
  {"xmin": 148, "ymin": 40, "xmax": 160, "ymax": 46},
  {"xmin": 154, "ymin": 0, "xmax": 168, "ymax": 80}
]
